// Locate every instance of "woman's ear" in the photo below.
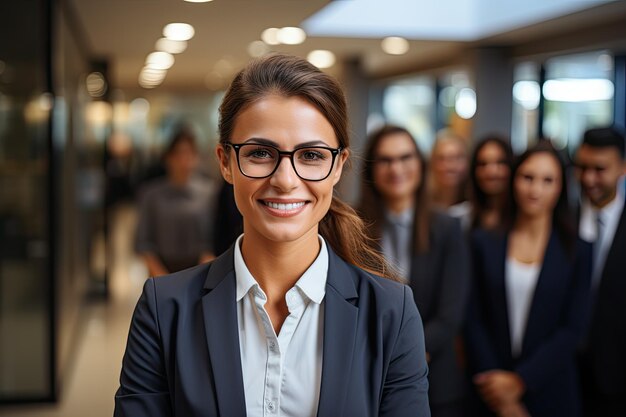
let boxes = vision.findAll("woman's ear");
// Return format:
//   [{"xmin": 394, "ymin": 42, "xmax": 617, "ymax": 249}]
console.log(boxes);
[
  {"xmin": 331, "ymin": 149, "xmax": 350, "ymax": 186},
  {"xmin": 216, "ymin": 144, "xmax": 234, "ymax": 184}
]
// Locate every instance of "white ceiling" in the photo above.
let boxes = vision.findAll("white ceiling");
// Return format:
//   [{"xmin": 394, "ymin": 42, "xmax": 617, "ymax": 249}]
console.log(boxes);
[{"xmin": 68, "ymin": 0, "xmax": 626, "ymax": 93}]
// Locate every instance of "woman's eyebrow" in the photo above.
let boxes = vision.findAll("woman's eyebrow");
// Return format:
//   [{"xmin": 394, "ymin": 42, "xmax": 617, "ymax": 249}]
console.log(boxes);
[{"xmin": 242, "ymin": 138, "xmax": 331, "ymax": 148}]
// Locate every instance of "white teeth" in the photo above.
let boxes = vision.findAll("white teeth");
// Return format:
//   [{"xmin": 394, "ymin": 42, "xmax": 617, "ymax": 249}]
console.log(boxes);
[{"xmin": 265, "ymin": 201, "xmax": 305, "ymax": 210}]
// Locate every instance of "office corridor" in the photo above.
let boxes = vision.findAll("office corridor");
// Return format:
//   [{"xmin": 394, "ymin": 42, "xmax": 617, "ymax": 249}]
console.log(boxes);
[{"xmin": 0, "ymin": 206, "xmax": 145, "ymax": 417}]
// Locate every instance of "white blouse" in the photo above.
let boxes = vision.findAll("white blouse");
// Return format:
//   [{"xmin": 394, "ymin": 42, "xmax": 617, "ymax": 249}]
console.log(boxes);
[{"xmin": 505, "ymin": 257, "xmax": 540, "ymax": 358}]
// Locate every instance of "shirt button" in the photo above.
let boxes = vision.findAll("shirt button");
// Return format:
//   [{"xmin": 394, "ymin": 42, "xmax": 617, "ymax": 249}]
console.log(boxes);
[
  {"xmin": 267, "ymin": 401, "xmax": 275, "ymax": 411},
  {"xmin": 269, "ymin": 341, "xmax": 276, "ymax": 351}
]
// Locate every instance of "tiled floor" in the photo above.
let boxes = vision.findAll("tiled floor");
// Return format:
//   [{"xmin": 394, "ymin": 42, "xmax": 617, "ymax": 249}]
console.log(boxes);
[{"xmin": 0, "ymin": 205, "xmax": 146, "ymax": 417}]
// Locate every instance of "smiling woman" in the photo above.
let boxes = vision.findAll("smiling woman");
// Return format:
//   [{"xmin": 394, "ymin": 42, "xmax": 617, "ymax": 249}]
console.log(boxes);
[{"xmin": 114, "ymin": 53, "xmax": 431, "ymax": 417}]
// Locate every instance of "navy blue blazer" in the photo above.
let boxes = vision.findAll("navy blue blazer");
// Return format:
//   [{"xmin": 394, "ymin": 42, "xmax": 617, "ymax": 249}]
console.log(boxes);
[
  {"xmin": 114, "ymin": 245, "xmax": 430, "ymax": 417},
  {"xmin": 465, "ymin": 229, "xmax": 591, "ymax": 417}
]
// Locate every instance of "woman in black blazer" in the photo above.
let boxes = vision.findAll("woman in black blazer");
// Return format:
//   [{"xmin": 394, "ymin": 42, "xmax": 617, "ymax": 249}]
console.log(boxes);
[
  {"xmin": 359, "ymin": 125, "xmax": 470, "ymax": 417},
  {"xmin": 115, "ymin": 55, "xmax": 430, "ymax": 417},
  {"xmin": 465, "ymin": 141, "xmax": 591, "ymax": 417}
]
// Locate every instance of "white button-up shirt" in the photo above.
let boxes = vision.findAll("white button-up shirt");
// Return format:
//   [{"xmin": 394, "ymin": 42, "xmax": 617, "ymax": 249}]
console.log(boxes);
[
  {"xmin": 579, "ymin": 176, "xmax": 625, "ymax": 287},
  {"xmin": 234, "ymin": 234, "xmax": 327, "ymax": 417}
]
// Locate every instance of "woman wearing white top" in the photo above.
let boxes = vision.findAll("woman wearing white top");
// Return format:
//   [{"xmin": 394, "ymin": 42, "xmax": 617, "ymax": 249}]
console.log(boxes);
[
  {"xmin": 465, "ymin": 141, "xmax": 591, "ymax": 417},
  {"xmin": 114, "ymin": 54, "xmax": 430, "ymax": 417}
]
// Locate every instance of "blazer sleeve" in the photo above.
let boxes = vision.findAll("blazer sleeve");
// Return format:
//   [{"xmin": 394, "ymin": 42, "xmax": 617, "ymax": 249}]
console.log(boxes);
[
  {"xmin": 423, "ymin": 218, "xmax": 470, "ymax": 355},
  {"xmin": 379, "ymin": 286, "xmax": 431, "ymax": 417},
  {"xmin": 515, "ymin": 242, "xmax": 592, "ymax": 392},
  {"xmin": 464, "ymin": 232, "xmax": 501, "ymax": 373},
  {"xmin": 114, "ymin": 278, "xmax": 173, "ymax": 417}
]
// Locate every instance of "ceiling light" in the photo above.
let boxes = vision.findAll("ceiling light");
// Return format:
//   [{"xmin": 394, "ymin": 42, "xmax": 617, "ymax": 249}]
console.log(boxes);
[
  {"xmin": 155, "ymin": 38, "xmax": 188, "ymax": 54},
  {"xmin": 145, "ymin": 52, "xmax": 175, "ymax": 70},
  {"xmin": 513, "ymin": 80, "xmax": 540, "ymax": 110},
  {"xmin": 455, "ymin": 88, "xmax": 476, "ymax": 119},
  {"xmin": 86, "ymin": 72, "xmax": 107, "ymax": 98},
  {"xmin": 261, "ymin": 28, "xmax": 280, "ymax": 45},
  {"xmin": 184, "ymin": 0, "xmax": 213, "ymax": 2},
  {"xmin": 307, "ymin": 50, "xmax": 336, "ymax": 69},
  {"xmin": 381, "ymin": 36, "xmax": 409, "ymax": 55},
  {"xmin": 140, "ymin": 67, "xmax": 167, "ymax": 82},
  {"xmin": 163, "ymin": 23, "xmax": 195, "ymax": 41},
  {"xmin": 543, "ymin": 79, "xmax": 614, "ymax": 102},
  {"xmin": 248, "ymin": 40, "xmax": 269, "ymax": 58},
  {"xmin": 277, "ymin": 27, "xmax": 306, "ymax": 45}
]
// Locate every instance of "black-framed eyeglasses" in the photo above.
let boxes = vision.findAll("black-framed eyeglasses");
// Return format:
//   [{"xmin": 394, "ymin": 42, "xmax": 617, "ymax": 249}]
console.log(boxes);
[{"xmin": 223, "ymin": 141, "xmax": 343, "ymax": 181}]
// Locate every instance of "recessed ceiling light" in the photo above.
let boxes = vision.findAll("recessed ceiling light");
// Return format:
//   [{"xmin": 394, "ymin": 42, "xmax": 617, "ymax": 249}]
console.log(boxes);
[
  {"xmin": 261, "ymin": 28, "xmax": 280, "ymax": 45},
  {"xmin": 155, "ymin": 38, "xmax": 188, "ymax": 54},
  {"xmin": 163, "ymin": 23, "xmax": 195, "ymax": 41},
  {"xmin": 277, "ymin": 27, "xmax": 306, "ymax": 45},
  {"xmin": 145, "ymin": 52, "xmax": 175, "ymax": 70},
  {"xmin": 307, "ymin": 50, "xmax": 336, "ymax": 68},
  {"xmin": 381, "ymin": 36, "xmax": 409, "ymax": 55},
  {"xmin": 184, "ymin": 0, "xmax": 213, "ymax": 2}
]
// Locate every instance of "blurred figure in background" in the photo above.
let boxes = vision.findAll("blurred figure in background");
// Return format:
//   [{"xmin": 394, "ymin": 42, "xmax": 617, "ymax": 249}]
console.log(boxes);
[
  {"xmin": 575, "ymin": 127, "xmax": 626, "ymax": 417},
  {"xmin": 135, "ymin": 128, "xmax": 216, "ymax": 275},
  {"xmin": 469, "ymin": 135, "xmax": 513, "ymax": 231},
  {"xmin": 359, "ymin": 125, "xmax": 469, "ymax": 417},
  {"xmin": 430, "ymin": 130, "xmax": 471, "ymax": 228},
  {"xmin": 465, "ymin": 141, "xmax": 591, "ymax": 417}
]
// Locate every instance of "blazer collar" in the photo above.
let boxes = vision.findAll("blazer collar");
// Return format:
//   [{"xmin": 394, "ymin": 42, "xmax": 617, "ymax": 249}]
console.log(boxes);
[{"xmin": 201, "ymin": 244, "xmax": 360, "ymax": 417}]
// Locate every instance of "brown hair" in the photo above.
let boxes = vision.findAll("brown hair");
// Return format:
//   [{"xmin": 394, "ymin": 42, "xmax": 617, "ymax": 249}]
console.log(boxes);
[
  {"xmin": 218, "ymin": 53, "xmax": 401, "ymax": 281},
  {"xmin": 430, "ymin": 129, "xmax": 470, "ymax": 206},
  {"xmin": 359, "ymin": 125, "xmax": 431, "ymax": 254}
]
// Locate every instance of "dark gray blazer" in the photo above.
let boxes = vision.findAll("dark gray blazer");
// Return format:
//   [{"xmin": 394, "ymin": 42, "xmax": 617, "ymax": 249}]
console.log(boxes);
[
  {"xmin": 408, "ymin": 212, "xmax": 470, "ymax": 406},
  {"xmin": 114, "ymin": 245, "xmax": 431, "ymax": 417}
]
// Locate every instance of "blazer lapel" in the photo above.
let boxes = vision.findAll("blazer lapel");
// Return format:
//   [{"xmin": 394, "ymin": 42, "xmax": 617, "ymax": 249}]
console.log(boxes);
[
  {"xmin": 201, "ymin": 247, "xmax": 247, "ymax": 417},
  {"xmin": 317, "ymin": 249, "xmax": 359, "ymax": 417}
]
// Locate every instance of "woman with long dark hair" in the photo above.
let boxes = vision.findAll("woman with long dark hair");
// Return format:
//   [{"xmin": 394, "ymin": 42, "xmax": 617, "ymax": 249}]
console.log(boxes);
[
  {"xmin": 469, "ymin": 135, "xmax": 513, "ymax": 231},
  {"xmin": 115, "ymin": 55, "xmax": 430, "ymax": 417},
  {"xmin": 465, "ymin": 141, "xmax": 591, "ymax": 417},
  {"xmin": 359, "ymin": 125, "xmax": 469, "ymax": 417}
]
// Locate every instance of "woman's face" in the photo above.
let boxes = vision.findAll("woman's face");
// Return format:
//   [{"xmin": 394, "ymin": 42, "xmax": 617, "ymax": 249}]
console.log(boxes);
[
  {"xmin": 475, "ymin": 142, "xmax": 510, "ymax": 196},
  {"xmin": 514, "ymin": 152, "xmax": 562, "ymax": 218},
  {"xmin": 372, "ymin": 132, "xmax": 421, "ymax": 204},
  {"xmin": 432, "ymin": 139, "xmax": 468, "ymax": 189},
  {"xmin": 216, "ymin": 95, "xmax": 347, "ymax": 245}
]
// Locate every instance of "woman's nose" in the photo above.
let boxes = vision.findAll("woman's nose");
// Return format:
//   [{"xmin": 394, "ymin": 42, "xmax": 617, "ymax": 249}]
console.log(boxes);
[{"xmin": 269, "ymin": 156, "xmax": 299, "ymax": 190}]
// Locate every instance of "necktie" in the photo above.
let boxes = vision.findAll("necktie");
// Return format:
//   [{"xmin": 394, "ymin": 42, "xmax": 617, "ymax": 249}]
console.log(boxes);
[{"xmin": 591, "ymin": 213, "xmax": 605, "ymax": 288}]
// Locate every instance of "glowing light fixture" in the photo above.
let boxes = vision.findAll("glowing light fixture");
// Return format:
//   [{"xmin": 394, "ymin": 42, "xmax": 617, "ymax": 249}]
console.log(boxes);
[
  {"xmin": 86, "ymin": 72, "xmax": 107, "ymax": 98},
  {"xmin": 542, "ymin": 78, "xmax": 614, "ymax": 102},
  {"xmin": 381, "ymin": 36, "xmax": 409, "ymax": 55},
  {"xmin": 184, "ymin": 0, "xmax": 213, "ymax": 2},
  {"xmin": 307, "ymin": 50, "xmax": 336, "ymax": 68},
  {"xmin": 455, "ymin": 88, "xmax": 476, "ymax": 119},
  {"xmin": 261, "ymin": 28, "xmax": 280, "ymax": 45},
  {"xmin": 155, "ymin": 38, "xmax": 188, "ymax": 54},
  {"xmin": 163, "ymin": 23, "xmax": 195, "ymax": 41},
  {"xmin": 513, "ymin": 80, "xmax": 540, "ymax": 110},
  {"xmin": 277, "ymin": 27, "xmax": 306, "ymax": 45},
  {"xmin": 145, "ymin": 51, "xmax": 175, "ymax": 70}
]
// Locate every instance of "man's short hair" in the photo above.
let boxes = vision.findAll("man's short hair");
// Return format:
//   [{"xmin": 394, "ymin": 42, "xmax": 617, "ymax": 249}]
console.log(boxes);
[{"xmin": 582, "ymin": 126, "xmax": 626, "ymax": 159}]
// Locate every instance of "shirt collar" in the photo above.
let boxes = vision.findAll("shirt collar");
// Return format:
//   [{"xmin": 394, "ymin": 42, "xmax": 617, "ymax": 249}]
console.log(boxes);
[
  {"xmin": 233, "ymin": 234, "xmax": 328, "ymax": 304},
  {"xmin": 384, "ymin": 206, "xmax": 414, "ymax": 227}
]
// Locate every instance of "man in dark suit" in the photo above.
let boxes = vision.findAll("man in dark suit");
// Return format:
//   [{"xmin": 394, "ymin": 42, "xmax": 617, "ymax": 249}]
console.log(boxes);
[{"xmin": 575, "ymin": 126, "xmax": 626, "ymax": 417}]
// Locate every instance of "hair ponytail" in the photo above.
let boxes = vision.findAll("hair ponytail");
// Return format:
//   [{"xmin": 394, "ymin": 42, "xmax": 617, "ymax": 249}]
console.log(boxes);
[{"xmin": 320, "ymin": 196, "xmax": 402, "ymax": 282}]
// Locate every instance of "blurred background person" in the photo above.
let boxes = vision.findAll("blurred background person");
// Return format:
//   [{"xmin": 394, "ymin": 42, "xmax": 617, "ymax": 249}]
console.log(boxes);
[
  {"xmin": 359, "ymin": 125, "xmax": 470, "ymax": 417},
  {"xmin": 469, "ymin": 135, "xmax": 514, "ymax": 231},
  {"xmin": 135, "ymin": 128, "xmax": 216, "ymax": 276},
  {"xmin": 575, "ymin": 127, "xmax": 626, "ymax": 417},
  {"xmin": 465, "ymin": 141, "xmax": 591, "ymax": 417},
  {"xmin": 430, "ymin": 130, "xmax": 471, "ymax": 228}
]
